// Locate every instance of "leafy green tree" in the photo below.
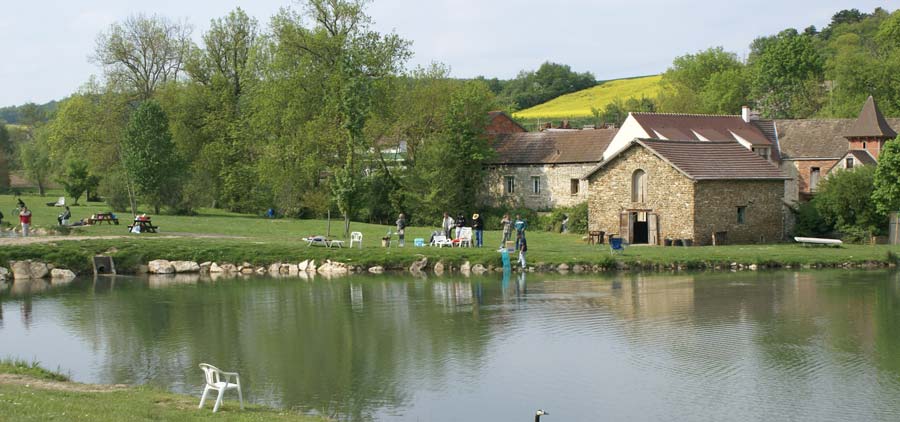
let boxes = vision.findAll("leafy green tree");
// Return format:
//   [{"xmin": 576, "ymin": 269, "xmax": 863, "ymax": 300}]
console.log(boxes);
[
  {"xmin": 814, "ymin": 165, "xmax": 885, "ymax": 240},
  {"xmin": 57, "ymin": 158, "xmax": 98, "ymax": 205},
  {"xmin": 403, "ymin": 81, "xmax": 496, "ymax": 219},
  {"xmin": 19, "ymin": 130, "xmax": 52, "ymax": 196},
  {"xmin": 748, "ymin": 29, "xmax": 824, "ymax": 118},
  {"xmin": 658, "ymin": 47, "xmax": 748, "ymax": 114},
  {"xmin": 872, "ymin": 138, "xmax": 900, "ymax": 215},
  {"xmin": 122, "ymin": 100, "xmax": 182, "ymax": 215}
]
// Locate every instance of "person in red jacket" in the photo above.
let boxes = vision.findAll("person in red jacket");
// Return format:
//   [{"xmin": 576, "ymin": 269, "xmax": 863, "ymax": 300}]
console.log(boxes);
[{"xmin": 19, "ymin": 206, "xmax": 32, "ymax": 237}]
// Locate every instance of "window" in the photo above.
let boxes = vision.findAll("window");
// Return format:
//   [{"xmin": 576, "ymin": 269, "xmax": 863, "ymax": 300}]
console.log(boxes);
[
  {"xmin": 570, "ymin": 179, "xmax": 580, "ymax": 195},
  {"xmin": 632, "ymin": 169, "xmax": 647, "ymax": 202},
  {"xmin": 504, "ymin": 176, "xmax": 515, "ymax": 194},
  {"xmin": 846, "ymin": 157, "xmax": 854, "ymax": 169},
  {"xmin": 863, "ymin": 142, "xmax": 867, "ymax": 150},
  {"xmin": 531, "ymin": 176, "xmax": 541, "ymax": 194},
  {"xmin": 810, "ymin": 167, "xmax": 820, "ymax": 192},
  {"xmin": 737, "ymin": 206, "xmax": 746, "ymax": 224}
]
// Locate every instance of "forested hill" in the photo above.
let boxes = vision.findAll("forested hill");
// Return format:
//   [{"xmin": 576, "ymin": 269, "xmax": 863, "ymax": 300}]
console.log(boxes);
[{"xmin": 0, "ymin": 101, "xmax": 57, "ymax": 125}]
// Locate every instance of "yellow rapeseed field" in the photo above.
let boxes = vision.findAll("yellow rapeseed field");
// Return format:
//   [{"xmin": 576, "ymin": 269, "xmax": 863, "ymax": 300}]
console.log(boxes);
[{"xmin": 514, "ymin": 75, "xmax": 662, "ymax": 119}]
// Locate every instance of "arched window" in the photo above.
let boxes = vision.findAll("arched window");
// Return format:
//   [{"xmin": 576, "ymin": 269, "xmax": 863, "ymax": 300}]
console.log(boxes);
[{"xmin": 632, "ymin": 169, "xmax": 647, "ymax": 202}]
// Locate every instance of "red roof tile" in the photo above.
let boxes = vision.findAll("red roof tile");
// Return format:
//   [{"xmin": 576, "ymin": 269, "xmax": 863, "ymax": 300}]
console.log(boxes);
[{"xmin": 631, "ymin": 112, "xmax": 772, "ymax": 145}]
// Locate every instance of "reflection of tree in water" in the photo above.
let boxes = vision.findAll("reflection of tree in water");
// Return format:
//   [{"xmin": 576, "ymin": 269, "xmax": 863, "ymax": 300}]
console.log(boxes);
[{"xmin": 55, "ymin": 275, "xmax": 501, "ymax": 421}]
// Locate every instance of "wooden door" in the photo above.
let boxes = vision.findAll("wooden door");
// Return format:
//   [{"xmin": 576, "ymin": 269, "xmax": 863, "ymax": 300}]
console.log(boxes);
[
  {"xmin": 648, "ymin": 213, "xmax": 658, "ymax": 245},
  {"xmin": 619, "ymin": 212, "xmax": 631, "ymax": 243}
]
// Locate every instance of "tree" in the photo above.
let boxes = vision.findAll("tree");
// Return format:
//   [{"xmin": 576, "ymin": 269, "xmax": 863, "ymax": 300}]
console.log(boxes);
[
  {"xmin": 19, "ymin": 130, "xmax": 52, "ymax": 196},
  {"xmin": 93, "ymin": 14, "xmax": 193, "ymax": 99},
  {"xmin": 501, "ymin": 62, "xmax": 595, "ymax": 110},
  {"xmin": 814, "ymin": 165, "xmax": 885, "ymax": 241},
  {"xmin": 748, "ymin": 29, "xmax": 825, "ymax": 118},
  {"xmin": 403, "ymin": 81, "xmax": 496, "ymax": 219},
  {"xmin": 872, "ymin": 137, "xmax": 900, "ymax": 215},
  {"xmin": 188, "ymin": 8, "xmax": 259, "ymax": 101},
  {"xmin": 57, "ymin": 158, "xmax": 99, "ymax": 205},
  {"xmin": 658, "ymin": 47, "xmax": 748, "ymax": 114},
  {"xmin": 122, "ymin": 100, "xmax": 182, "ymax": 215}
]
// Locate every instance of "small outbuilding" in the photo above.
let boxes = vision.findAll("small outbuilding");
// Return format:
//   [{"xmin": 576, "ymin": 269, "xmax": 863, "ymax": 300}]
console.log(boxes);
[{"xmin": 583, "ymin": 139, "xmax": 788, "ymax": 246}]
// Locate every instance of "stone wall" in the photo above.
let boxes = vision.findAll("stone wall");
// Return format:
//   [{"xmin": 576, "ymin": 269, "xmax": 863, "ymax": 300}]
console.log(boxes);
[
  {"xmin": 586, "ymin": 147, "xmax": 695, "ymax": 241},
  {"xmin": 693, "ymin": 180, "xmax": 785, "ymax": 245},
  {"xmin": 484, "ymin": 163, "xmax": 594, "ymax": 209}
]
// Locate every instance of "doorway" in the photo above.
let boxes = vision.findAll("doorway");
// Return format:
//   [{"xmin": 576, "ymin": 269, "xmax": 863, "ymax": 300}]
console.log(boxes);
[{"xmin": 632, "ymin": 212, "xmax": 648, "ymax": 244}]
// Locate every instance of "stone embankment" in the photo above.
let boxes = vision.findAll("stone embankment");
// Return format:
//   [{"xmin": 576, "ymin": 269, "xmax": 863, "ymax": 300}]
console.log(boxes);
[{"xmin": 1, "ymin": 260, "xmax": 77, "ymax": 282}]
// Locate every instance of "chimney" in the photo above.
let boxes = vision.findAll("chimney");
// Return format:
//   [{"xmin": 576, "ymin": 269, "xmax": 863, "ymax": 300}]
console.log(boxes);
[{"xmin": 741, "ymin": 106, "xmax": 750, "ymax": 123}]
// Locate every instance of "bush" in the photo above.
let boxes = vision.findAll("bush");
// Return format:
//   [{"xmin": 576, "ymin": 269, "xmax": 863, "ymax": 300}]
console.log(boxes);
[{"xmin": 792, "ymin": 201, "xmax": 831, "ymax": 237}]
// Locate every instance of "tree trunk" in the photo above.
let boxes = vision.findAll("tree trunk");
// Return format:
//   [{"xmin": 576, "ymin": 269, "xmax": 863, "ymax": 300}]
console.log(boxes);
[
  {"xmin": 37, "ymin": 181, "xmax": 45, "ymax": 196},
  {"xmin": 344, "ymin": 213, "xmax": 350, "ymax": 239}
]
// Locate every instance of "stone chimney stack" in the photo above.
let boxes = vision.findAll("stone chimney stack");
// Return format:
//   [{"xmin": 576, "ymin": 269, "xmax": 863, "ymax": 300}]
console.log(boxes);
[{"xmin": 741, "ymin": 106, "xmax": 751, "ymax": 123}]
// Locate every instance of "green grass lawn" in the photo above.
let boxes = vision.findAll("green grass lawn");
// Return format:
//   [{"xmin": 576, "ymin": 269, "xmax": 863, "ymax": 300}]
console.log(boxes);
[
  {"xmin": 1, "ymin": 192, "xmax": 899, "ymax": 273},
  {"xmin": 0, "ymin": 360, "xmax": 326, "ymax": 422}
]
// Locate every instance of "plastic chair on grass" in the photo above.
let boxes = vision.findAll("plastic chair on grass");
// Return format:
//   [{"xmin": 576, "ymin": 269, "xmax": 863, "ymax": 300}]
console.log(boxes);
[
  {"xmin": 198, "ymin": 363, "xmax": 243, "ymax": 412},
  {"xmin": 610, "ymin": 237, "xmax": 626, "ymax": 255},
  {"xmin": 458, "ymin": 227, "xmax": 473, "ymax": 248},
  {"xmin": 350, "ymin": 231, "xmax": 363, "ymax": 248}
]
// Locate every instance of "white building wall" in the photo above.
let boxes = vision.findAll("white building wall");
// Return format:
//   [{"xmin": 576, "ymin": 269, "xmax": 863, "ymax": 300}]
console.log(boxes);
[{"xmin": 602, "ymin": 114, "xmax": 649, "ymax": 160}]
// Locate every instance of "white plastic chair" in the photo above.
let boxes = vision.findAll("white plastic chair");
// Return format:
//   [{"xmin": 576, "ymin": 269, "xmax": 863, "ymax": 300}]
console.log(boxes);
[
  {"xmin": 350, "ymin": 231, "xmax": 363, "ymax": 248},
  {"xmin": 458, "ymin": 227, "xmax": 473, "ymax": 248},
  {"xmin": 431, "ymin": 235, "xmax": 453, "ymax": 248},
  {"xmin": 198, "ymin": 363, "xmax": 243, "ymax": 412}
]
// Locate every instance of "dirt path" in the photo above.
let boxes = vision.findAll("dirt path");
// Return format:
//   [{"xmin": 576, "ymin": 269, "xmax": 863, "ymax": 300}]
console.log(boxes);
[
  {"xmin": 0, "ymin": 374, "xmax": 128, "ymax": 393},
  {"xmin": 0, "ymin": 233, "xmax": 243, "ymax": 246}
]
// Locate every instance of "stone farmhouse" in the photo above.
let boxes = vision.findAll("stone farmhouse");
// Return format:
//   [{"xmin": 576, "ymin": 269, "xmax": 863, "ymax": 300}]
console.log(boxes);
[
  {"xmin": 583, "ymin": 139, "xmax": 787, "ymax": 246},
  {"xmin": 484, "ymin": 127, "xmax": 617, "ymax": 209}
]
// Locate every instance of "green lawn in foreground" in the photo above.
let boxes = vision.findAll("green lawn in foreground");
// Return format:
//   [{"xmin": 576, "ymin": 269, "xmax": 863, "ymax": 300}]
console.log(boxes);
[
  {"xmin": 0, "ymin": 361, "xmax": 325, "ymax": 422},
  {"xmin": 1, "ymin": 192, "xmax": 899, "ymax": 273}
]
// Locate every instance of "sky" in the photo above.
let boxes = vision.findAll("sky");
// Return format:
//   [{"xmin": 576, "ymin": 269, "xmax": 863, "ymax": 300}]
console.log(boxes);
[{"xmin": 0, "ymin": 0, "xmax": 894, "ymax": 106}]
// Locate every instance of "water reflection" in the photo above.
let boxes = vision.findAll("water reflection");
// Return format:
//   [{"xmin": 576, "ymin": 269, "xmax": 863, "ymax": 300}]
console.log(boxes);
[{"xmin": 2, "ymin": 271, "xmax": 900, "ymax": 421}]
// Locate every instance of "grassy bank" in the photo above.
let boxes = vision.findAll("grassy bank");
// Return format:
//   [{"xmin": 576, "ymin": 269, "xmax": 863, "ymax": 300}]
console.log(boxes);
[
  {"xmin": 2, "ymin": 193, "xmax": 899, "ymax": 274},
  {"xmin": 0, "ymin": 360, "xmax": 325, "ymax": 422}
]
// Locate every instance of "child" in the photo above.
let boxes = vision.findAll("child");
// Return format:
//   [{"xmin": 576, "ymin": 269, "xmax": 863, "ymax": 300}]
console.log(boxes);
[{"xmin": 518, "ymin": 235, "xmax": 528, "ymax": 270}]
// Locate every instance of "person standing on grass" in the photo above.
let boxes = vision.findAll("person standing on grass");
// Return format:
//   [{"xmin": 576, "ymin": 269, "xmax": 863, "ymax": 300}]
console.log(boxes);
[
  {"xmin": 0, "ymin": 209, "xmax": 4, "ymax": 226},
  {"xmin": 514, "ymin": 214, "xmax": 527, "ymax": 250},
  {"xmin": 19, "ymin": 206, "xmax": 32, "ymax": 237},
  {"xmin": 396, "ymin": 213, "xmax": 407, "ymax": 247},
  {"xmin": 499, "ymin": 213, "xmax": 511, "ymax": 250},
  {"xmin": 455, "ymin": 212, "xmax": 466, "ymax": 240},
  {"xmin": 561, "ymin": 214, "xmax": 569, "ymax": 233},
  {"xmin": 472, "ymin": 213, "xmax": 484, "ymax": 247},
  {"xmin": 441, "ymin": 212, "xmax": 454, "ymax": 238},
  {"xmin": 518, "ymin": 234, "xmax": 528, "ymax": 269}
]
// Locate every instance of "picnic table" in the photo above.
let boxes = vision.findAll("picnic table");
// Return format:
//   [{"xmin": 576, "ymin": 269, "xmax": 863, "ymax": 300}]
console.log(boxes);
[
  {"xmin": 128, "ymin": 218, "xmax": 158, "ymax": 233},
  {"xmin": 304, "ymin": 236, "xmax": 343, "ymax": 248},
  {"xmin": 90, "ymin": 212, "xmax": 119, "ymax": 225}
]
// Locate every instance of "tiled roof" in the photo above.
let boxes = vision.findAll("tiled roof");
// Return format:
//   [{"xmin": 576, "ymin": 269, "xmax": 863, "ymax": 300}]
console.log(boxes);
[
  {"xmin": 847, "ymin": 149, "xmax": 878, "ymax": 166},
  {"xmin": 846, "ymin": 96, "xmax": 898, "ymax": 138},
  {"xmin": 486, "ymin": 110, "xmax": 526, "ymax": 133},
  {"xmin": 584, "ymin": 139, "xmax": 787, "ymax": 180},
  {"xmin": 631, "ymin": 112, "xmax": 772, "ymax": 145},
  {"xmin": 749, "ymin": 119, "xmax": 782, "ymax": 160},
  {"xmin": 491, "ymin": 128, "xmax": 618, "ymax": 165},
  {"xmin": 773, "ymin": 118, "xmax": 900, "ymax": 159}
]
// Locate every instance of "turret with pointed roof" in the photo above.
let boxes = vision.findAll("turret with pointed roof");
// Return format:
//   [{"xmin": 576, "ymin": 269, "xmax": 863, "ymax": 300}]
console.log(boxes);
[{"xmin": 844, "ymin": 96, "xmax": 898, "ymax": 159}]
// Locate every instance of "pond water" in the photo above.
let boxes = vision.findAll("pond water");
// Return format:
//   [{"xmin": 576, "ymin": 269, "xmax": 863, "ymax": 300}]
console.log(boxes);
[{"xmin": 3, "ymin": 271, "xmax": 900, "ymax": 421}]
